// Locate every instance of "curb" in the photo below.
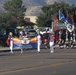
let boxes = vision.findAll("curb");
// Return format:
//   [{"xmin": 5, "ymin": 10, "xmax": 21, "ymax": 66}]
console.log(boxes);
[
  {"xmin": 0, "ymin": 48, "xmax": 20, "ymax": 52},
  {"xmin": 0, "ymin": 45, "xmax": 59, "ymax": 52},
  {"xmin": 0, "ymin": 48, "xmax": 10, "ymax": 52}
]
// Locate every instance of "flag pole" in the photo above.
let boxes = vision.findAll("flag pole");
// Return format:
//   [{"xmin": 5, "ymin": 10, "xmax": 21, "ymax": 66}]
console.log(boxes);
[
  {"xmin": 59, "ymin": 10, "xmax": 60, "ymax": 20},
  {"xmin": 52, "ymin": 21, "xmax": 54, "ymax": 32}
]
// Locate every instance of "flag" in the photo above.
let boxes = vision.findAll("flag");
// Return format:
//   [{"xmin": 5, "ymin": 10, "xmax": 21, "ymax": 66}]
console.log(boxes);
[
  {"xmin": 52, "ymin": 14, "xmax": 58, "ymax": 26},
  {"xmin": 66, "ymin": 12, "xmax": 74, "ymax": 24},
  {"xmin": 59, "ymin": 10, "xmax": 66, "ymax": 22}
]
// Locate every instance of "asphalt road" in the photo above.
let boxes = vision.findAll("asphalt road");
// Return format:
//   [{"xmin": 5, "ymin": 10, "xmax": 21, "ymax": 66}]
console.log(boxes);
[{"xmin": 0, "ymin": 48, "xmax": 76, "ymax": 75}]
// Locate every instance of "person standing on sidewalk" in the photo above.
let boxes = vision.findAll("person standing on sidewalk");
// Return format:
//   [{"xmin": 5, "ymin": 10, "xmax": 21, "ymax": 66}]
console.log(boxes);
[
  {"xmin": 36, "ymin": 30, "xmax": 42, "ymax": 53},
  {"xmin": 43, "ymin": 31, "xmax": 49, "ymax": 49},
  {"xmin": 8, "ymin": 32, "xmax": 13, "ymax": 53},
  {"xmin": 49, "ymin": 31, "xmax": 54, "ymax": 53}
]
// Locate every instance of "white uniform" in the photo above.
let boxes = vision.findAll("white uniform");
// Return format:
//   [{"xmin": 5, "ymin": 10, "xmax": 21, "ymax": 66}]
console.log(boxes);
[
  {"xmin": 19, "ymin": 34, "xmax": 24, "ymax": 53},
  {"xmin": 10, "ymin": 37, "xmax": 13, "ymax": 53},
  {"xmin": 8, "ymin": 33, "xmax": 13, "ymax": 54},
  {"xmin": 37, "ymin": 34, "xmax": 42, "ymax": 53},
  {"xmin": 49, "ymin": 34, "xmax": 54, "ymax": 53}
]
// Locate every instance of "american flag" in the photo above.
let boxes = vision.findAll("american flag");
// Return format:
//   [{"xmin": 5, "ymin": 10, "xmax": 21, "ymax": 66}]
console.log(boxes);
[
  {"xmin": 52, "ymin": 14, "xmax": 58, "ymax": 26},
  {"xmin": 66, "ymin": 12, "xmax": 74, "ymax": 24}
]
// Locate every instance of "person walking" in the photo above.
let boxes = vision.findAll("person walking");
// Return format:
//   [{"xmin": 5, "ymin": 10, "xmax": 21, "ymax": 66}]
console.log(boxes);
[
  {"xmin": 49, "ymin": 31, "xmax": 54, "ymax": 53},
  {"xmin": 8, "ymin": 32, "xmax": 13, "ymax": 53},
  {"xmin": 19, "ymin": 31, "xmax": 24, "ymax": 53},
  {"xmin": 36, "ymin": 30, "xmax": 42, "ymax": 53}
]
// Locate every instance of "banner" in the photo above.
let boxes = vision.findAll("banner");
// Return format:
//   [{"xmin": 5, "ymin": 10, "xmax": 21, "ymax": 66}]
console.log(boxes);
[{"xmin": 13, "ymin": 37, "xmax": 37, "ymax": 49}]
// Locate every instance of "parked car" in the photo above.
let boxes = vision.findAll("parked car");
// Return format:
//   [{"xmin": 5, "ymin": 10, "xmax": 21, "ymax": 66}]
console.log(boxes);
[
  {"xmin": 40, "ymin": 27, "xmax": 51, "ymax": 35},
  {"xmin": 0, "ymin": 31, "xmax": 6, "ymax": 40},
  {"xmin": 6, "ymin": 28, "xmax": 19, "ymax": 37},
  {"xmin": 23, "ymin": 29, "xmax": 37, "ymax": 37}
]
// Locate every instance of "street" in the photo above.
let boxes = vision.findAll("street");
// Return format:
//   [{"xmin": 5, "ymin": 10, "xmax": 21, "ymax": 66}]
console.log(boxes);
[{"xmin": 0, "ymin": 47, "xmax": 76, "ymax": 75}]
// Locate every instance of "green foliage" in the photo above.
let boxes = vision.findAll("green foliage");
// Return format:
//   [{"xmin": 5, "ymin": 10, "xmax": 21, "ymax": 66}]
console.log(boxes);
[
  {"xmin": 0, "ymin": 13, "xmax": 15, "ymax": 29},
  {"xmin": 3, "ymin": 0, "xmax": 26, "ymax": 16},
  {"xmin": 36, "ymin": 1, "xmax": 75, "ymax": 27},
  {"xmin": 0, "ymin": 0, "xmax": 26, "ymax": 29}
]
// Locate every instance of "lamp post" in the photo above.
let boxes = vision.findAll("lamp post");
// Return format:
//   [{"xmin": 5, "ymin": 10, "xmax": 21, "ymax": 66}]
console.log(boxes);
[
  {"xmin": 51, "ymin": 20, "xmax": 54, "ymax": 32},
  {"xmin": 50, "ymin": 7, "xmax": 54, "ymax": 32},
  {"xmin": 73, "ymin": 7, "xmax": 76, "ymax": 24}
]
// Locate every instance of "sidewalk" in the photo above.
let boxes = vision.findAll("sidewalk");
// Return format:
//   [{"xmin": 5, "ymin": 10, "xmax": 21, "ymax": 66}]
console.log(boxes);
[
  {"xmin": 0, "ymin": 47, "xmax": 9, "ymax": 52},
  {"xmin": 0, "ymin": 47, "xmax": 21, "ymax": 52},
  {"xmin": 0, "ymin": 45, "xmax": 76, "ymax": 53},
  {"xmin": 0, "ymin": 45, "xmax": 59, "ymax": 52}
]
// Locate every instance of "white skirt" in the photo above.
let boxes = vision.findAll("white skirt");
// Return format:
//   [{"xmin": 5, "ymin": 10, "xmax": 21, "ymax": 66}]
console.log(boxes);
[{"xmin": 49, "ymin": 42, "xmax": 54, "ymax": 46}]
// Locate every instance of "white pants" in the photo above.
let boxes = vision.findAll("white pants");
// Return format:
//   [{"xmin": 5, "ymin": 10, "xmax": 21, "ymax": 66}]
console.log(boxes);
[
  {"xmin": 49, "ymin": 42, "xmax": 54, "ymax": 53},
  {"xmin": 10, "ymin": 41, "xmax": 13, "ymax": 52},
  {"xmin": 37, "ymin": 42, "xmax": 41, "ymax": 52},
  {"xmin": 21, "ymin": 40, "xmax": 24, "ymax": 53}
]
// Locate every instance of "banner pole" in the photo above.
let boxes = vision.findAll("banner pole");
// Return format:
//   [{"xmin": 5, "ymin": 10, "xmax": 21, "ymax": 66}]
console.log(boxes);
[{"xmin": 52, "ymin": 21, "xmax": 54, "ymax": 32}]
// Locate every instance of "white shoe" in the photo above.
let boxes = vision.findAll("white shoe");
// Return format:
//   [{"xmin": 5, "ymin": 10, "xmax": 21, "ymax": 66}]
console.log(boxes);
[
  {"xmin": 10, "ymin": 51, "xmax": 13, "ymax": 54},
  {"xmin": 21, "ymin": 49, "xmax": 23, "ymax": 54},
  {"xmin": 37, "ymin": 51, "xmax": 40, "ymax": 53},
  {"xmin": 45, "ymin": 46, "xmax": 47, "ymax": 49},
  {"xmin": 21, "ymin": 51, "xmax": 23, "ymax": 54},
  {"xmin": 50, "ymin": 51, "xmax": 54, "ymax": 53},
  {"xmin": 66, "ymin": 46, "xmax": 69, "ymax": 49}
]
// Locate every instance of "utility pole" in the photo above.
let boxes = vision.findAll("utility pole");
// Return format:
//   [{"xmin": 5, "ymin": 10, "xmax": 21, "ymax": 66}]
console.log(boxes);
[
  {"xmin": 51, "ymin": 21, "xmax": 54, "ymax": 32},
  {"xmin": 73, "ymin": 7, "xmax": 76, "ymax": 24}
]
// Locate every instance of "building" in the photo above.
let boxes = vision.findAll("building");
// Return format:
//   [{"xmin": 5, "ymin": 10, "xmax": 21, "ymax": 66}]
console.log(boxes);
[
  {"xmin": 24, "ymin": 16, "xmax": 38, "ymax": 29},
  {"xmin": 24, "ymin": 16, "xmax": 37, "ymax": 24}
]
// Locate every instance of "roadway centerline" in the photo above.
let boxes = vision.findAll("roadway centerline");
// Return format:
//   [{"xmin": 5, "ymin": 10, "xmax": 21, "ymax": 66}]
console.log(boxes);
[{"xmin": 0, "ymin": 60, "xmax": 75, "ymax": 75}]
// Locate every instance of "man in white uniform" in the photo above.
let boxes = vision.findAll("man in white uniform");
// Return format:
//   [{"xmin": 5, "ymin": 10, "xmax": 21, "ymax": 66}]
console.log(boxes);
[{"xmin": 36, "ymin": 30, "xmax": 42, "ymax": 53}]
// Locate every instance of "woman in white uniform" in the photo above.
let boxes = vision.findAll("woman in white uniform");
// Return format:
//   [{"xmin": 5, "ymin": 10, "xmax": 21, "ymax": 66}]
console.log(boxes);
[
  {"xmin": 36, "ymin": 30, "xmax": 42, "ymax": 53},
  {"xmin": 8, "ymin": 32, "xmax": 13, "ymax": 53},
  {"xmin": 19, "ymin": 31, "xmax": 24, "ymax": 53}
]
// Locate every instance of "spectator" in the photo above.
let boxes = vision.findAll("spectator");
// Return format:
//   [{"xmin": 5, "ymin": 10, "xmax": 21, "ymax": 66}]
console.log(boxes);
[{"xmin": 43, "ymin": 31, "xmax": 49, "ymax": 48}]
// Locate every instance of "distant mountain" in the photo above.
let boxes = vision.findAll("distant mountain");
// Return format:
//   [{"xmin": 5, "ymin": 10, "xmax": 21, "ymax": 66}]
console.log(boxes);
[
  {"xmin": 22, "ymin": 0, "xmax": 76, "ymax": 7},
  {"xmin": 23, "ymin": 0, "xmax": 45, "ymax": 7},
  {"xmin": 24, "ymin": 0, "xmax": 76, "ymax": 16},
  {"xmin": 0, "ymin": 0, "xmax": 76, "ymax": 15}
]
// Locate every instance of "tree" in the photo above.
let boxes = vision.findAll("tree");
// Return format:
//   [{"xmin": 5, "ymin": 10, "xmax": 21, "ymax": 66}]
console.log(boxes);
[
  {"xmin": 3, "ymin": 0, "xmax": 26, "ymax": 28},
  {"xmin": 36, "ymin": 1, "xmax": 75, "ymax": 27}
]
